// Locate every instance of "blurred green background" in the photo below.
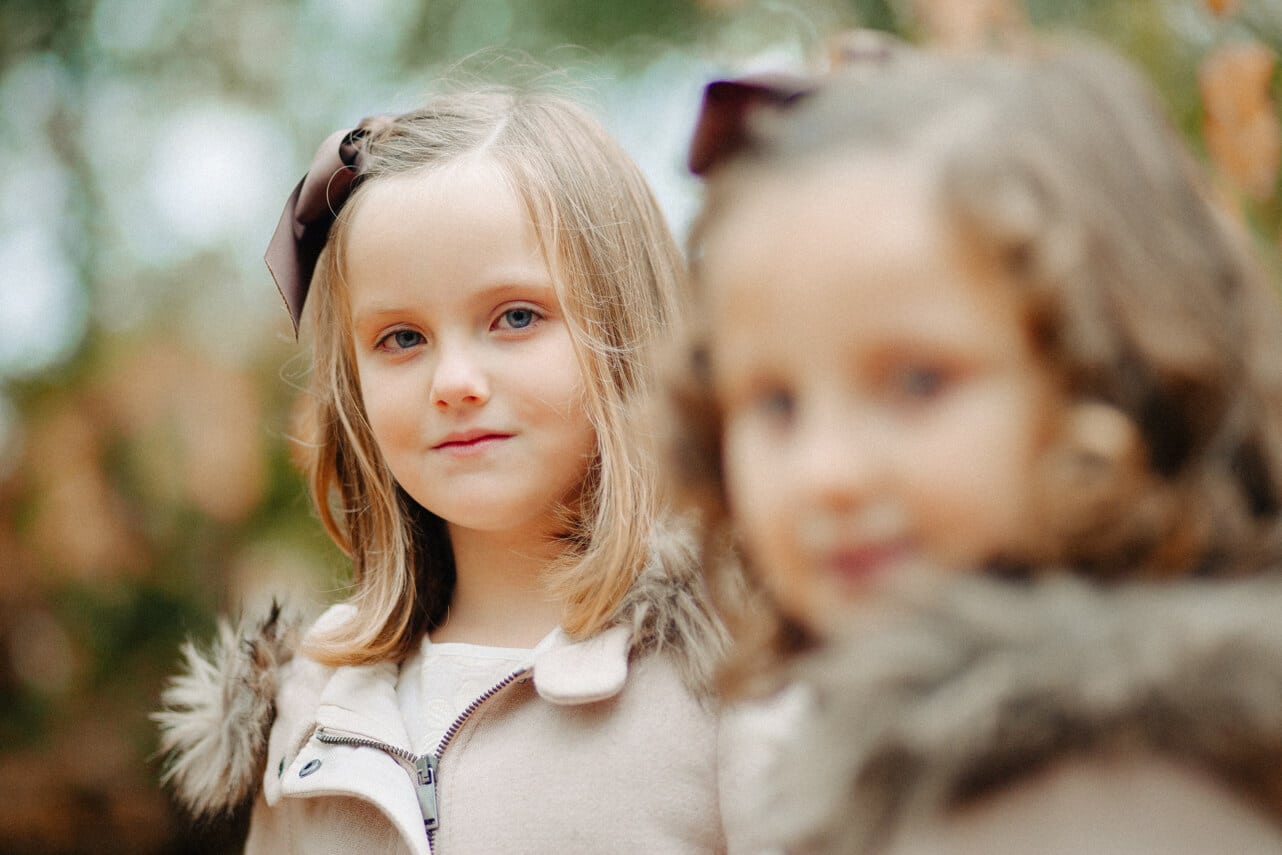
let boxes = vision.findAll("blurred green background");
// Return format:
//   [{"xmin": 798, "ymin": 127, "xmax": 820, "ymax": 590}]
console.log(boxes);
[{"xmin": 2, "ymin": 0, "xmax": 1279, "ymax": 851}]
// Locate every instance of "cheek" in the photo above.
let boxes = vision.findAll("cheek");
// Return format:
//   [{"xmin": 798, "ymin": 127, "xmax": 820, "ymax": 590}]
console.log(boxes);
[
  {"xmin": 532, "ymin": 345, "xmax": 598, "ymax": 470},
  {"xmin": 722, "ymin": 422, "xmax": 796, "ymax": 568},
  {"xmin": 563, "ymin": 411, "xmax": 598, "ymax": 475},
  {"xmin": 364, "ymin": 398, "xmax": 401, "ymax": 448},
  {"xmin": 356, "ymin": 365, "xmax": 414, "ymax": 452},
  {"xmin": 523, "ymin": 333, "xmax": 588, "ymax": 415},
  {"xmin": 922, "ymin": 387, "xmax": 1062, "ymax": 561},
  {"xmin": 721, "ymin": 421, "xmax": 771, "ymax": 520},
  {"xmin": 725, "ymin": 454, "xmax": 818, "ymax": 632}
]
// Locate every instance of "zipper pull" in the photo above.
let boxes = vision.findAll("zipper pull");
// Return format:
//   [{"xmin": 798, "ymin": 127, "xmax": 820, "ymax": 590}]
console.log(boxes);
[{"xmin": 415, "ymin": 754, "xmax": 440, "ymax": 831}]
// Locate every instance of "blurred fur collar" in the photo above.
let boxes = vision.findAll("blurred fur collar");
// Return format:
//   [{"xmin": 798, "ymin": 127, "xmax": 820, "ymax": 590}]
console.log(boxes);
[
  {"xmin": 153, "ymin": 519, "xmax": 724, "ymax": 820},
  {"xmin": 777, "ymin": 572, "xmax": 1282, "ymax": 853}
]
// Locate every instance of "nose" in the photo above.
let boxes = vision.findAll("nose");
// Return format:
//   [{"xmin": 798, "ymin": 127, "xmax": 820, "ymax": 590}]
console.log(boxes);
[
  {"xmin": 430, "ymin": 340, "xmax": 489, "ymax": 410},
  {"xmin": 793, "ymin": 406, "xmax": 886, "ymax": 511}
]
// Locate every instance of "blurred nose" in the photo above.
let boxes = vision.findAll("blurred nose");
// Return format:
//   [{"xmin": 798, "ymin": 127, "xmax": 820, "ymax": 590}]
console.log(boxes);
[
  {"xmin": 430, "ymin": 339, "xmax": 489, "ymax": 410},
  {"xmin": 794, "ymin": 405, "xmax": 885, "ymax": 511}
]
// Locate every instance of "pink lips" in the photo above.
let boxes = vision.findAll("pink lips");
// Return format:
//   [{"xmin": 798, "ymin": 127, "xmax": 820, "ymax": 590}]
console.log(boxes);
[
  {"xmin": 824, "ymin": 542, "xmax": 909, "ymax": 590},
  {"xmin": 431, "ymin": 430, "xmax": 513, "ymax": 455}
]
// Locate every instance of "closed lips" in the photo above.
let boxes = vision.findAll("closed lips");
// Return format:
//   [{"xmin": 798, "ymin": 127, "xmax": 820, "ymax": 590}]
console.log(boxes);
[
  {"xmin": 432, "ymin": 431, "xmax": 512, "ymax": 449},
  {"xmin": 824, "ymin": 541, "xmax": 909, "ymax": 583}
]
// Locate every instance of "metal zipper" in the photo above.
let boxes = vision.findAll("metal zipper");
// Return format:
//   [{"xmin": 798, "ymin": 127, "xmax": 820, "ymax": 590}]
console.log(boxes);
[
  {"xmin": 314, "ymin": 728, "xmax": 442, "ymax": 832},
  {"xmin": 314, "ymin": 665, "xmax": 529, "ymax": 852},
  {"xmin": 426, "ymin": 667, "xmax": 528, "ymax": 851},
  {"xmin": 435, "ymin": 668, "xmax": 527, "ymax": 758}
]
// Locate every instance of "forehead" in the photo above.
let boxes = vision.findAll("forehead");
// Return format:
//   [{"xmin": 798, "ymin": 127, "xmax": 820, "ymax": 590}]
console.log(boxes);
[
  {"xmin": 700, "ymin": 156, "xmax": 945, "ymax": 316},
  {"xmin": 698, "ymin": 154, "xmax": 1027, "ymax": 365},
  {"xmin": 346, "ymin": 156, "xmax": 526, "ymax": 236},
  {"xmin": 342, "ymin": 157, "xmax": 551, "ymax": 280}
]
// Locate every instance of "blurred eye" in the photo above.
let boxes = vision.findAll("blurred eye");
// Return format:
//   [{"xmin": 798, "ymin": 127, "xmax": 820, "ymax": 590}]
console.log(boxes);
[
  {"xmin": 377, "ymin": 329, "xmax": 426, "ymax": 351},
  {"xmin": 497, "ymin": 307, "xmax": 539, "ymax": 330},
  {"xmin": 892, "ymin": 364, "xmax": 950, "ymax": 401},
  {"xmin": 753, "ymin": 387, "xmax": 796, "ymax": 425}
]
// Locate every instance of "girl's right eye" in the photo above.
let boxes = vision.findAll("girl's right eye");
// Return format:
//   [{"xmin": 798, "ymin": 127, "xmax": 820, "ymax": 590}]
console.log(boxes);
[{"xmin": 377, "ymin": 329, "xmax": 425, "ymax": 351}]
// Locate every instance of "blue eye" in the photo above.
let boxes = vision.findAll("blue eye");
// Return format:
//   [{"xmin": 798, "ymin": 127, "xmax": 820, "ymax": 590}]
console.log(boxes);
[
  {"xmin": 378, "ymin": 329, "xmax": 425, "ymax": 351},
  {"xmin": 501, "ymin": 308, "xmax": 536, "ymax": 329}
]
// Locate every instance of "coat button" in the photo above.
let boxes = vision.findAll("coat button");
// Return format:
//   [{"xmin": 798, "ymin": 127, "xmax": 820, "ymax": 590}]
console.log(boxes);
[{"xmin": 299, "ymin": 759, "xmax": 322, "ymax": 777}]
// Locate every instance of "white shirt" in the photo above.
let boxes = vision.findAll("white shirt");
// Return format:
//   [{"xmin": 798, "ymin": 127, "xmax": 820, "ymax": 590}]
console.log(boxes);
[{"xmin": 396, "ymin": 631, "xmax": 556, "ymax": 755}]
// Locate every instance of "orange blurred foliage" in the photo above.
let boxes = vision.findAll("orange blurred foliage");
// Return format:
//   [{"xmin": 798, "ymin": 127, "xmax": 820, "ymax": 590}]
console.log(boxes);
[
  {"xmin": 910, "ymin": 0, "xmax": 1027, "ymax": 49},
  {"xmin": 26, "ymin": 403, "xmax": 147, "ymax": 581},
  {"xmin": 17, "ymin": 340, "xmax": 268, "ymax": 585},
  {"xmin": 107, "ymin": 343, "xmax": 266, "ymax": 524},
  {"xmin": 1200, "ymin": 40, "xmax": 1281, "ymax": 202}
]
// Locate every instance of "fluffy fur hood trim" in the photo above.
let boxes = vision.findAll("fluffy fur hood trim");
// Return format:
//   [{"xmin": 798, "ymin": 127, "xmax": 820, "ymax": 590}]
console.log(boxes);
[
  {"xmin": 779, "ymin": 573, "xmax": 1282, "ymax": 853},
  {"xmin": 613, "ymin": 516, "xmax": 729, "ymax": 695},
  {"xmin": 152, "ymin": 602, "xmax": 297, "ymax": 821},
  {"xmin": 154, "ymin": 521, "xmax": 723, "ymax": 820}
]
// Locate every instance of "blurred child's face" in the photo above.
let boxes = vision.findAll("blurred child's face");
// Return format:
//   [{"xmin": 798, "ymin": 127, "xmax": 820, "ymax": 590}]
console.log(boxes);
[
  {"xmin": 700, "ymin": 157, "xmax": 1065, "ymax": 634},
  {"xmin": 343, "ymin": 159, "xmax": 597, "ymax": 545}
]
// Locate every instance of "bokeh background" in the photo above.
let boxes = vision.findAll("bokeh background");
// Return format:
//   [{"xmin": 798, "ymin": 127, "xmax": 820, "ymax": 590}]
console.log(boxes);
[{"xmin": 2, "ymin": 0, "xmax": 1280, "ymax": 851}]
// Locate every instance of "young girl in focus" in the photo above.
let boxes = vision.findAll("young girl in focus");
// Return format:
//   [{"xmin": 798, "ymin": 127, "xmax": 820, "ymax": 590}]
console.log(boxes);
[
  {"xmin": 675, "ymin": 40, "xmax": 1282, "ymax": 854},
  {"xmin": 155, "ymin": 88, "xmax": 748, "ymax": 854}
]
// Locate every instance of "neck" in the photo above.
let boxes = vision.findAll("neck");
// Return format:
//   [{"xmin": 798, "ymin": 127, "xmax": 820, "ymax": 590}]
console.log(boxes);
[{"xmin": 431, "ymin": 524, "xmax": 564, "ymax": 647}]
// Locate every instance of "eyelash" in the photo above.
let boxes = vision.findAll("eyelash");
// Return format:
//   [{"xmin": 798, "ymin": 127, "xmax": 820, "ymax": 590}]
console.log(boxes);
[
  {"xmin": 376, "ymin": 328, "xmax": 426, "ymax": 352},
  {"xmin": 494, "ymin": 306, "xmax": 542, "ymax": 331},
  {"xmin": 373, "ymin": 306, "xmax": 545, "ymax": 352}
]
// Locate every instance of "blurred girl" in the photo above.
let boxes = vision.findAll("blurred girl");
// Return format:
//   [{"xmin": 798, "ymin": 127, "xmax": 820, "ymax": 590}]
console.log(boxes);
[
  {"xmin": 156, "ymin": 88, "xmax": 747, "ymax": 854},
  {"xmin": 675, "ymin": 41, "xmax": 1282, "ymax": 853}
]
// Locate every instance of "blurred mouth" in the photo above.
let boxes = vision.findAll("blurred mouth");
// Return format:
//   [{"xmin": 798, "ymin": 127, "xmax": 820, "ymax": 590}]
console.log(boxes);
[
  {"xmin": 799, "ymin": 505, "xmax": 912, "ymax": 590},
  {"xmin": 821, "ymin": 541, "xmax": 911, "ymax": 591}
]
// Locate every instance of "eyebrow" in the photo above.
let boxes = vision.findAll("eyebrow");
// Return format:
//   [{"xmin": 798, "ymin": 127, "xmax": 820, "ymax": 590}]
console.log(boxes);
[
  {"xmin": 473, "ymin": 279, "xmax": 558, "ymax": 301},
  {"xmin": 351, "ymin": 279, "xmax": 561, "ymax": 323}
]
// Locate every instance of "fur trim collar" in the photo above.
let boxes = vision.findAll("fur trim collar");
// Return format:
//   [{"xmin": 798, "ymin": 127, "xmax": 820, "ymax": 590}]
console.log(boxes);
[
  {"xmin": 154, "ymin": 521, "xmax": 722, "ymax": 820},
  {"xmin": 777, "ymin": 573, "xmax": 1282, "ymax": 853}
]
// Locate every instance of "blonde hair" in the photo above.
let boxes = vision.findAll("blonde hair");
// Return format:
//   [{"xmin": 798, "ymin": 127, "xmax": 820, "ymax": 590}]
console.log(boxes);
[
  {"xmin": 300, "ymin": 88, "xmax": 685, "ymax": 666},
  {"xmin": 678, "ymin": 40, "xmax": 1282, "ymax": 691}
]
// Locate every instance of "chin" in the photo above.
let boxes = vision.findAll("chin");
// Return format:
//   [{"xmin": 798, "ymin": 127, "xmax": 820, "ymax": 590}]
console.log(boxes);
[{"xmin": 438, "ymin": 505, "xmax": 544, "ymax": 534}]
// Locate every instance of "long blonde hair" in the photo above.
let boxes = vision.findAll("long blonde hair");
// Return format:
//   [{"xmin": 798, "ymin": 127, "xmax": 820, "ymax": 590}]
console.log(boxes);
[{"xmin": 300, "ymin": 88, "xmax": 685, "ymax": 665}]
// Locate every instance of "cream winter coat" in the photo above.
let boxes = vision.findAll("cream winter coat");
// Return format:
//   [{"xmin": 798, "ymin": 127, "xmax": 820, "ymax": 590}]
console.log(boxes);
[{"xmin": 156, "ymin": 532, "xmax": 760, "ymax": 854}]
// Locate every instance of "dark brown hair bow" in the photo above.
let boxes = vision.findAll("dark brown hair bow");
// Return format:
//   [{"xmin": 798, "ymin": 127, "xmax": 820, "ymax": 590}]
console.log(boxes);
[
  {"xmin": 688, "ymin": 32, "xmax": 910, "ymax": 177},
  {"xmin": 264, "ymin": 115, "xmax": 394, "ymax": 334},
  {"xmin": 687, "ymin": 74, "xmax": 814, "ymax": 176}
]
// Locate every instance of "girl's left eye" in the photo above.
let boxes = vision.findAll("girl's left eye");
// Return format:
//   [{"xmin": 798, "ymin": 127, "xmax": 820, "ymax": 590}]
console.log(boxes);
[{"xmin": 497, "ymin": 307, "xmax": 539, "ymax": 330}]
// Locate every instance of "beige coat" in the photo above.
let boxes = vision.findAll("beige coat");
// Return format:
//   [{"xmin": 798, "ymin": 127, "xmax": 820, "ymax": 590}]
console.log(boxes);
[{"xmin": 157, "ymin": 530, "xmax": 762, "ymax": 854}]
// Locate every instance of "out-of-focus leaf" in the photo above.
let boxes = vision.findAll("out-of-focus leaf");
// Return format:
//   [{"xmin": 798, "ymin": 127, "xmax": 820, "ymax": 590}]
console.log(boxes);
[
  {"xmin": 908, "ymin": 0, "xmax": 1028, "ymax": 47},
  {"xmin": 1200, "ymin": 39, "xmax": 1281, "ymax": 201},
  {"xmin": 107, "ymin": 345, "xmax": 266, "ymax": 524},
  {"xmin": 26, "ymin": 402, "xmax": 146, "ymax": 581}
]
